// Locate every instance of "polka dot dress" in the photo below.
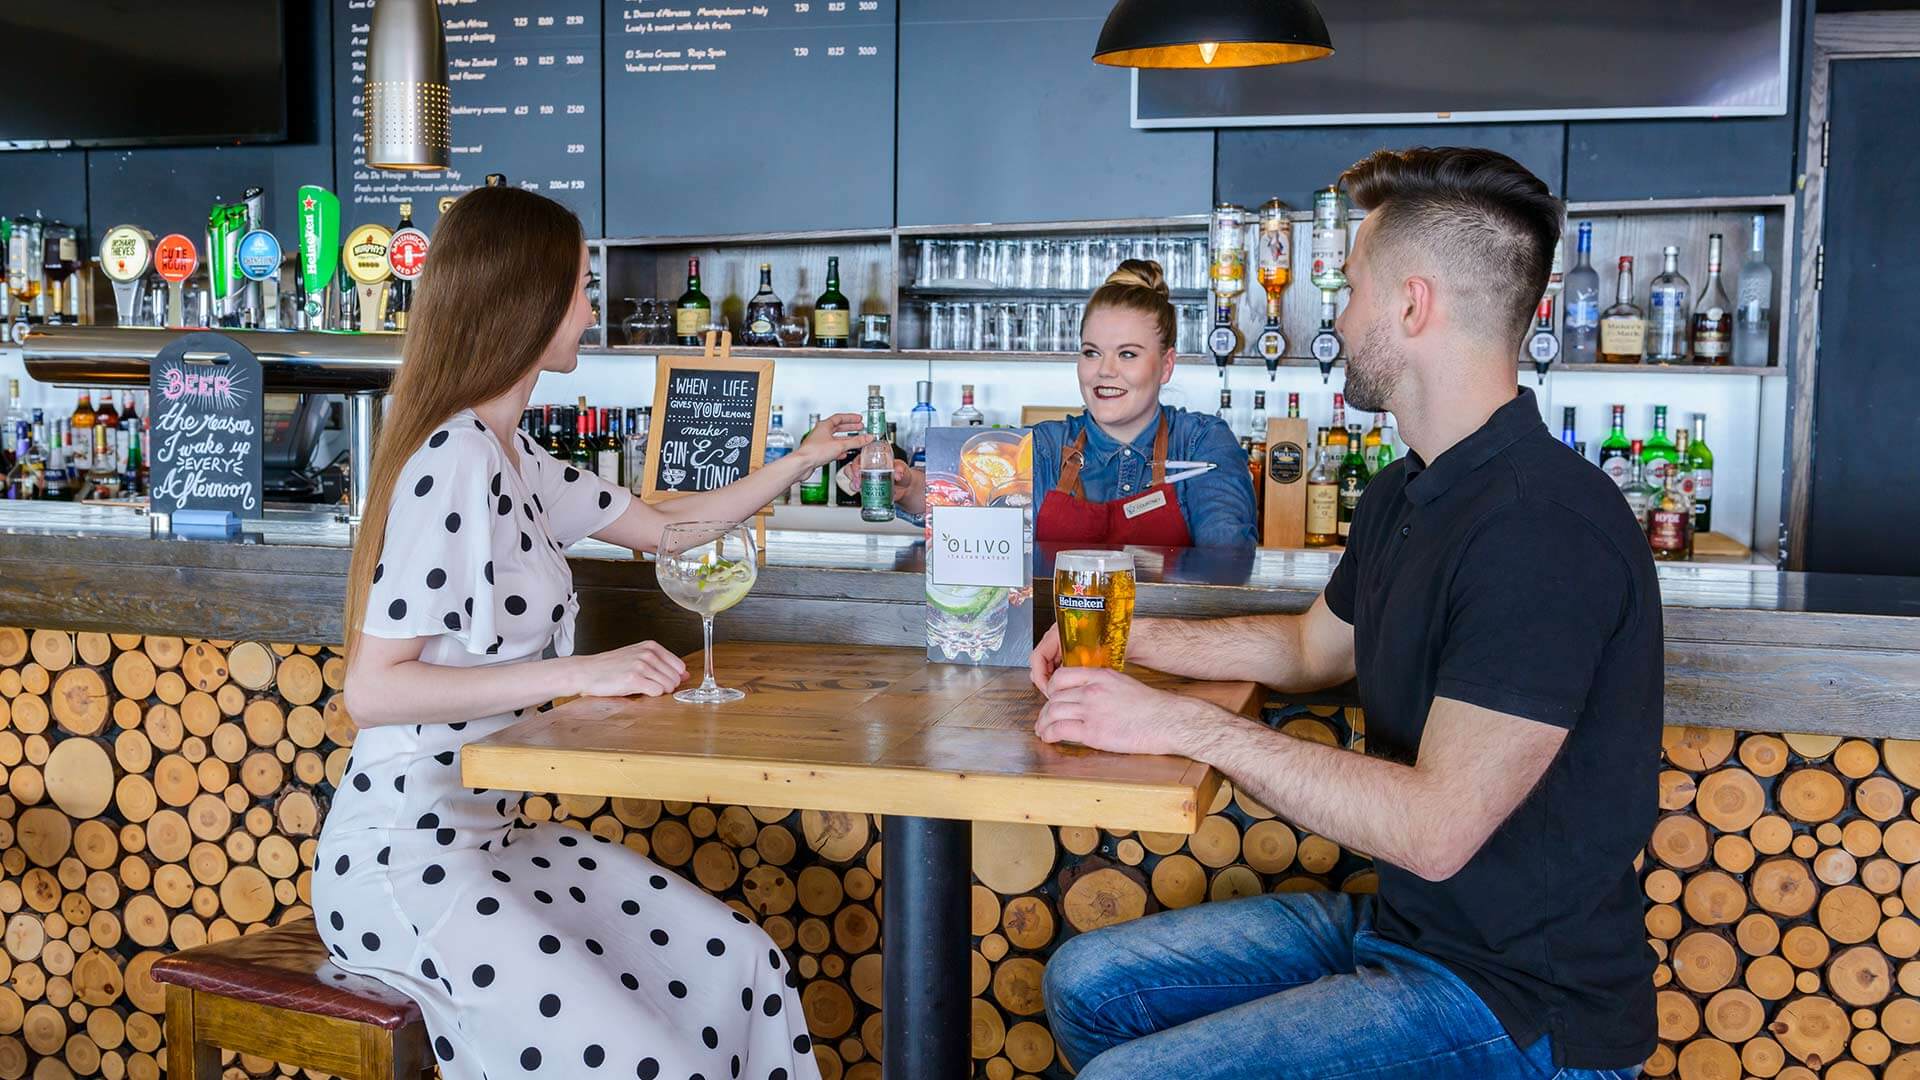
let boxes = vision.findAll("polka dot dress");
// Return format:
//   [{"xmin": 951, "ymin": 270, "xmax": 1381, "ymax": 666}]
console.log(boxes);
[{"xmin": 314, "ymin": 410, "xmax": 819, "ymax": 1080}]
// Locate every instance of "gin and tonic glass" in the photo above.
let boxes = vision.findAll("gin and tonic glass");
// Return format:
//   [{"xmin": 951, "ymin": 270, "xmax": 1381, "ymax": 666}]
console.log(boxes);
[{"xmin": 657, "ymin": 522, "xmax": 759, "ymax": 703}]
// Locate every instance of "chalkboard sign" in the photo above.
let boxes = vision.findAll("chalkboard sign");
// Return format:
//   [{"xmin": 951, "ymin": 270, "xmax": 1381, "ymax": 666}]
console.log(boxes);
[
  {"xmin": 147, "ymin": 332, "xmax": 266, "ymax": 520},
  {"xmin": 333, "ymin": 0, "xmax": 603, "ymax": 234},
  {"xmin": 642, "ymin": 349, "xmax": 775, "ymax": 503}
]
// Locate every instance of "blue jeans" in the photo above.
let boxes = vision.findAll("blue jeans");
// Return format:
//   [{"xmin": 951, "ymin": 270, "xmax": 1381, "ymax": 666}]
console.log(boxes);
[{"xmin": 1044, "ymin": 890, "xmax": 1642, "ymax": 1080}]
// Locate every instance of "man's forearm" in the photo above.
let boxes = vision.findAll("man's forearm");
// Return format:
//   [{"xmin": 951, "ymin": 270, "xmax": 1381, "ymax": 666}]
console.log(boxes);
[
  {"xmin": 1136, "ymin": 614, "xmax": 1339, "ymax": 694},
  {"xmin": 1178, "ymin": 709, "xmax": 1455, "ymax": 881}
]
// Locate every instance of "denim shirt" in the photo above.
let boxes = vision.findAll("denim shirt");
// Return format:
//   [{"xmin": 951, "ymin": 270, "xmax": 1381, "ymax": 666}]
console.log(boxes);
[{"xmin": 1038, "ymin": 406, "xmax": 1257, "ymax": 548}]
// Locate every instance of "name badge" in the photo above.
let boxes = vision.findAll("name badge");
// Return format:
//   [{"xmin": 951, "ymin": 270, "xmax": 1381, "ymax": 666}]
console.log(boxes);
[{"xmin": 1122, "ymin": 490, "xmax": 1168, "ymax": 519}]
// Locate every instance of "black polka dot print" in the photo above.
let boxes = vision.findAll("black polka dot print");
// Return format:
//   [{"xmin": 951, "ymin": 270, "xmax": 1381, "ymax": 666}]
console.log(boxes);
[{"xmin": 316, "ymin": 412, "xmax": 803, "ymax": 1078}]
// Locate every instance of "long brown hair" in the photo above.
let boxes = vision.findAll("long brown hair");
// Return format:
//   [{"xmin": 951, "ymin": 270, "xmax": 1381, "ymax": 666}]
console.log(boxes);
[
  {"xmin": 344, "ymin": 186, "xmax": 584, "ymax": 660},
  {"xmin": 1082, "ymin": 258, "xmax": 1178, "ymax": 353}
]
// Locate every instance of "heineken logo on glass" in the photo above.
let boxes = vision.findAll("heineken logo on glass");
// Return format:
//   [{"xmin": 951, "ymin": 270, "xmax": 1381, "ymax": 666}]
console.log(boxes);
[{"xmin": 1057, "ymin": 594, "xmax": 1106, "ymax": 611}]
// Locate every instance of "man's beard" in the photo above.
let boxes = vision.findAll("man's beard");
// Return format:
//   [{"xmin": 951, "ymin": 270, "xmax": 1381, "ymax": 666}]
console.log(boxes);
[{"xmin": 1343, "ymin": 319, "xmax": 1405, "ymax": 415}]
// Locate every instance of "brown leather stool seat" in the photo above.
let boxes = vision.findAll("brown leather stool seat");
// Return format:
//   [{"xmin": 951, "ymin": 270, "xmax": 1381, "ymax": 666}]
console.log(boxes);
[{"xmin": 150, "ymin": 918, "xmax": 433, "ymax": 1079}]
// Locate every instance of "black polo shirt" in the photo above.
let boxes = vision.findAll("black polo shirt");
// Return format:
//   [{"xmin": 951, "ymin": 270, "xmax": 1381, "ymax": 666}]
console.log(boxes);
[{"xmin": 1324, "ymin": 387, "xmax": 1661, "ymax": 1069}]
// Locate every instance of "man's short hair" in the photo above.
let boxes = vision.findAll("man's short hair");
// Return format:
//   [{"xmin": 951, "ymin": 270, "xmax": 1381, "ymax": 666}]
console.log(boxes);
[{"xmin": 1339, "ymin": 147, "xmax": 1562, "ymax": 347}]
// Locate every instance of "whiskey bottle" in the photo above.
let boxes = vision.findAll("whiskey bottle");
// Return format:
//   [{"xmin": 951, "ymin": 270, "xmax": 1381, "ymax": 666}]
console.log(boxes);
[
  {"xmin": 1598, "ymin": 257, "xmax": 1645, "ymax": 364},
  {"xmin": 1336, "ymin": 425, "xmax": 1369, "ymax": 541},
  {"xmin": 1304, "ymin": 434, "xmax": 1338, "ymax": 548},
  {"xmin": 1647, "ymin": 446, "xmax": 1695, "ymax": 561},
  {"xmin": 814, "ymin": 256, "xmax": 851, "ymax": 348},
  {"xmin": 743, "ymin": 263, "xmax": 783, "ymax": 347},
  {"xmin": 1647, "ymin": 245, "xmax": 1692, "ymax": 364},
  {"xmin": 1691, "ymin": 234, "xmax": 1732, "ymax": 366},
  {"xmin": 674, "ymin": 258, "xmax": 711, "ymax": 346}
]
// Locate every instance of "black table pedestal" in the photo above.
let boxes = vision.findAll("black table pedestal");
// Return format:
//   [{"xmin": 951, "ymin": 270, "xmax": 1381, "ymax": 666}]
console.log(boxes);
[{"xmin": 881, "ymin": 814, "xmax": 973, "ymax": 1080}]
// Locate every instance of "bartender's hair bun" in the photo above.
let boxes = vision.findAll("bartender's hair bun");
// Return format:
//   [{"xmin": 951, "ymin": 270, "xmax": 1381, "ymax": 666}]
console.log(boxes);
[
  {"xmin": 1084, "ymin": 258, "xmax": 1177, "ymax": 353},
  {"xmin": 1104, "ymin": 259, "xmax": 1169, "ymax": 296}
]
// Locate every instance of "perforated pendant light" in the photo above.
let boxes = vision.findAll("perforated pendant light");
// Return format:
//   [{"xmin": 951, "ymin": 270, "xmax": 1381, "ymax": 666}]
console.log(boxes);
[
  {"xmin": 364, "ymin": 0, "xmax": 451, "ymax": 170},
  {"xmin": 1093, "ymin": 0, "xmax": 1334, "ymax": 69}
]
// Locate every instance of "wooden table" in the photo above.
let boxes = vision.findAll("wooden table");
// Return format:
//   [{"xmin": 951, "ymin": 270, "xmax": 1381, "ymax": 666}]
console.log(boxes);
[{"xmin": 463, "ymin": 642, "xmax": 1262, "ymax": 1080}]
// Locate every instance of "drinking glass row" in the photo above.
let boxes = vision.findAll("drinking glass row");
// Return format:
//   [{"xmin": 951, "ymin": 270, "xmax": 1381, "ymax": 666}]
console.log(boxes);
[
  {"xmin": 922, "ymin": 300, "xmax": 1210, "ymax": 355},
  {"xmin": 914, "ymin": 235, "xmax": 1210, "ymax": 292}
]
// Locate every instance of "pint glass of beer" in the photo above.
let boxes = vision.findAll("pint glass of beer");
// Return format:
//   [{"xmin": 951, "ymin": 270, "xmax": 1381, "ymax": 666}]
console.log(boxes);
[{"xmin": 1054, "ymin": 550, "xmax": 1137, "ymax": 671}]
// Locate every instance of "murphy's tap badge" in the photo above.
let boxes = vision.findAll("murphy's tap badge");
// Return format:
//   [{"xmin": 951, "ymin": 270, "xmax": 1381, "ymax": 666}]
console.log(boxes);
[
  {"xmin": 237, "ymin": 229, "xmax": 284, "ymax": 330},
  {"xmin": 154, "ymin": 234, "xmax": 198, "ymax": 328},
  {"xmin": 99, "ymin": 225, "xmax": 155, "ymax": 327},
  {"xmin": 296, "ymin": 185, "xmax": 340, "ymax": 330},
  {"xmin": 343, "ymin": 224, "xmax": 394, "ymax": 333}
]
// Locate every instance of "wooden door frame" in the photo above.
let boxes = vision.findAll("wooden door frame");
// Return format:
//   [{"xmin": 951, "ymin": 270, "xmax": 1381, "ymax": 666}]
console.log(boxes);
[{"xmin": 1787, "ymin": 12, "xmax": 1920, "ymax": 569}]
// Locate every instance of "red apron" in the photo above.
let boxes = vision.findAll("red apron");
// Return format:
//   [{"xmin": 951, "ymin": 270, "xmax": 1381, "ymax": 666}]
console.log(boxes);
[{"xmin": 1035, "ymin": 413, "xmax": 1194, "ymax": 547}]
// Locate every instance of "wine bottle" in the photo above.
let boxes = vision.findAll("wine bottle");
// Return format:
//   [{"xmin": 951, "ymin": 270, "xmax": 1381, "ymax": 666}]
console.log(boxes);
[
  {"xmin": 813, "ymin": 256, "xmax": 850, "ymax": 348},
  {"xmin": 675, "ymin": 257, "xmax": 710, "ymax": 346}
]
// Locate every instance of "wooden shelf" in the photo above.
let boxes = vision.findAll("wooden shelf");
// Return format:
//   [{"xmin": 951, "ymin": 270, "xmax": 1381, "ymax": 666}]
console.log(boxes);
[{"xmin": 1552, "ymin": 362, "xmax": 1785, "ymax": 377}]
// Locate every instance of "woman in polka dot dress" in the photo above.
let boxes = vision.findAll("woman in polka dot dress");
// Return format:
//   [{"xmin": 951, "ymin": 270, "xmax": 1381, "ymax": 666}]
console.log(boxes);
[{"xmin": 313, "ymin": 187, "xmax": 868, "ymax": 1080}]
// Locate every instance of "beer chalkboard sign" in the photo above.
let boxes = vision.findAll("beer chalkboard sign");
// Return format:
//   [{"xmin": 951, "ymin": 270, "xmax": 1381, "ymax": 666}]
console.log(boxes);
[
  {"xmin": 642, "ymin": 342, "xmax": 775, "ymax": 503},
  {"xmin": 147, "ymin": 331, "xmax": 265, "ymax": 520}
]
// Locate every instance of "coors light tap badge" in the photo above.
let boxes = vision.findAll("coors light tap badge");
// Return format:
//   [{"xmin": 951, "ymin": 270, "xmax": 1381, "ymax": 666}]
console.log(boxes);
[{"xmin": 343, "ymin": 224, "xmax": 394, "ymax": 333}]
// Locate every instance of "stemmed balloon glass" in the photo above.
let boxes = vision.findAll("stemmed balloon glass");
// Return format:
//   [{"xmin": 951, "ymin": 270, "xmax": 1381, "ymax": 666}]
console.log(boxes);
[{"xmin": 656, "ymin": 522, "xmax": 759, "ymax": 704}]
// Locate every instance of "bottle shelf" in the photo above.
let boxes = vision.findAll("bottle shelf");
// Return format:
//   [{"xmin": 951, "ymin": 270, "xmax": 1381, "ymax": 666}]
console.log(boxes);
[
  {"xmin": 1551, "ymin": 362, "xmax": 1784, "ymax": 377},
  {"xmin": 900, "ymin": 285, "xmax": 1211, "ymax": 302}
]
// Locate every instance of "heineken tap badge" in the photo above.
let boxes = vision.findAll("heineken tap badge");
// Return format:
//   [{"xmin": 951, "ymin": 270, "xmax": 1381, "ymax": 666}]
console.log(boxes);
[
  {"xmin": 99, "ymin": 225, "xmax": 155, "ymax": 327},
  {"xmin": 344, "ymin": 224, "xmax": 395, "ymax": 333},
  {"xmin": 296, "ymin": 185, "xmax": 341, "ymax": 330}
]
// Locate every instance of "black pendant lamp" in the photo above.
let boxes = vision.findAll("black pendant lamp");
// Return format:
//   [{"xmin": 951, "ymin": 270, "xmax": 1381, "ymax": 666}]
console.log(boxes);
[{"xmin": 1093, "ymin": 0, "xmax": 1333, "ymax": 69}]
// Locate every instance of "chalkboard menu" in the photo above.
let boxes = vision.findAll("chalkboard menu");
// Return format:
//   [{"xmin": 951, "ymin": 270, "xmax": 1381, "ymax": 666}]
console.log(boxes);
[
  {"xmin": 602, "ymin": 0, "xmax": 896, "ymax": 237},
  {"xmin": 642, "ymin": 354, "xmax": 776, "ymax": 502},
  {"xmin": 333, "ymin": 0, "xmax": 603, "ymax": 234},
  {"xmin": 147, "ymin": 332, "xmax": 266, "ymax": 520}
]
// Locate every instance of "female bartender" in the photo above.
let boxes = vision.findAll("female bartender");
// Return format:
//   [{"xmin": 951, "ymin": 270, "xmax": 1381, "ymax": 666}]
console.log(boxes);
[{"xmin": 892, "ymin": 260, "xmax": 1257, "ymax": 547}]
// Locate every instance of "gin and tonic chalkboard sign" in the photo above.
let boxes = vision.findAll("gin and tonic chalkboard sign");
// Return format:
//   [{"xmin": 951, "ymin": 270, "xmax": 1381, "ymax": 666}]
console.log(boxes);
[
  {"xmin": 642, "ymin": 344, "xmax": 775, "ymax": 503},
  {"xmin": 147, "ymin": 331, "xmax": 265, "ymax": 519}
]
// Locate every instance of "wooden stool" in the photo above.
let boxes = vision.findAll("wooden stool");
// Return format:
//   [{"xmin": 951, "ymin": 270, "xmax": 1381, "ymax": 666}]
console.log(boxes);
[{"xmin": 150, "ymin": 917, "xmax": 433, "ymax": 1079}]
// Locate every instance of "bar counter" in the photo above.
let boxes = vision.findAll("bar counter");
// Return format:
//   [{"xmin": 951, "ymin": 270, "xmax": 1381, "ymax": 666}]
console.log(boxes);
[
  {"xmin": 1, "ymin": 503, "xmax": 1916, "ymax": 733},
  {"xmin": 4, "ymin": 502, "xmax": 1920, "ymax": 1079}
]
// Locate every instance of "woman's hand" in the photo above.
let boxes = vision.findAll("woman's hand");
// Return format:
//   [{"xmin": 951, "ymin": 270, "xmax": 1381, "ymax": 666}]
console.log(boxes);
[
  {"xmin": 796, "ymin": 412, "xmax": 871, "ymax": 467},
  {"xmin": 569, "ymin": 641, "xmax": 689, "ymax": 698}
]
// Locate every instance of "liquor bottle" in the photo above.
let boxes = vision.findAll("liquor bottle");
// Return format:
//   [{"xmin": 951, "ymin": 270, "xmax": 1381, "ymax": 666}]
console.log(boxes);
[
  {"xmin": 1598, "ymin": 257, "xmax": 1645, "ymax": 364},
  {"xmin": 1309, "ymin": 186, "xmax": 1348, "ymax": 291},
  {"xmin": 597, "ymin": 408, "xmax": 623, "ymax": 485},
  {"xmin": 1647, "ymin": 447, "xmax": 1695, "ymax": 561},
  {"xmin": 1373, "ymin": 414, "xmax": 1396, "ymax": 471},
  {"xmin": 1286, "ymin": 392, "xmax": 1300, "ymax": 419},
  {"xmin": 675, "ymin": 258, "xmax": 711, "ymax": 345},
  {"xmin": 903, "ymin": 381, "xmax": 935, "ymax": 467},
  {"xmin": 8, "ymin": 217, "xmax": 45, "ymax": 324},
  {"xmin": 122, "ymin": 426, "xmax": 144, "ymax": 498},
  {"xmin": 1362, "ymin": 411, "xmax": 1386, "ymax": 473},
  {"xmin": 1599, "ymin": 405, "xmax": 1632, "ymax": 488},
  {"xmin": 1623, "ymin": 440, "xmax": 1659, "ymax": 527},
  {"xmin": 858, "ymin": 386, "xmax": 894, "ymax": 522},
  {"xmin": 1691, "ymin": 234, "xmax": 1732, "ymax": 366},
  {"xmin": 1304, "ymin": 435, "xmax": 1339, "ymax": 548},
  {"xmin": 95, "ymin": 392, "xmax": 120, "ymax": 478},
  {"xmin": 70, "ymin": 392, "xmax": 95, "ymax": 473},
  {"xmin": 1641, "ymin": 406, "xmax": 1679, "ymax": 488},
  {"xmin": 813, "ymin": 256, "xmax": 851, "ymax": 348},
  {"xmin": 627, "ymin": 407, "xmax": 652, "ymax": 495},
  {"xmin": 1, "ymin": 380, "xmax": 24, "ymax": 478},
  {"xmin": 799, "ymin": 412, "xmax": 830, "ymax": 506},
  {"xmin": 1734, "ymin": 214, "xmax": 1773, "ymax": 367},
  {"xmin": 1255, "ymin": 198, "xmax": 1291, "ymax": 319},
  {"xmin": 1562, "ymin": 222, "xmax": 1600, "ymax": 364},
  {"xmin": 1247, "ymin": 396, "xmax": 1268, "ymax": 530},
  {"xmin": 1217, "ymin": 389, "xmax": 1234, "ymax": 431},
  {"xmin": 1647, "ymin": 246, "xmax": 1692, "ymax": 364},
  {"xmin": 1325, "ymin": 393, "xmax": 1348, "ymax": 454},
  {"xmin": 41, "ymin": 222, "xmax": 81, "ymax": 323},
  {"xmin": 950, "ymin": 384, "xmax": 984, "ymax": 427},
  {"xmin": 121, "ymin": 391, "xmax": 139, "ymax": 430},
  {"xmin": 738, "ymin": 263, "xmax": 783, "ymax": 347},
  {"xmin": 1687, "ymin": 414, "xmax": 1714, "ymax": 535},
  {"xmin": 571, "ymin": 403, "xmax": 594, "ymax": 472},
  {"xmin": 1560, "ymin": 406, "xmax": 1578, "ymax": 451},
  {"xmin": 1336, "ymin": 425, "xmax": 1369, "ymax": 541},
  {"xmin": 763, "ymin": 406, "xmax": 796, "ymax": 505},
  {"xmin": 390, "ymin": 201, "xmax": 415, "ymax": 331},
  {"xmin": 1242, "ymin": 436, "xmax": 1261, "ymax": 519},
  {"xmin": 43, "ymin": 421, "xmax": 68, "ymax": 501},
  {"xmin": 1250, "ymin": 392, "xmax": 1269, "ymax": 446}
]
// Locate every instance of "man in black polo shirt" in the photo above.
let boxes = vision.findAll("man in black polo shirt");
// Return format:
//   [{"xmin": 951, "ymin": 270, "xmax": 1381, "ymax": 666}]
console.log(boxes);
[{"xmin": 1031, "ymin": 147, "xmax": 1660, "ymax": 1079}]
